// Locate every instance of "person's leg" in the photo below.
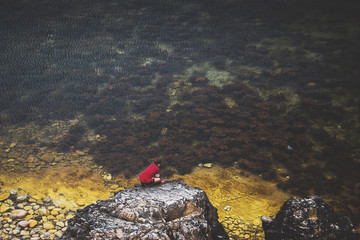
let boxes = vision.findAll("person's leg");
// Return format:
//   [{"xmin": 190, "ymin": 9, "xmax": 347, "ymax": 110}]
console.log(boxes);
[
  {"xmin": 141, "ymin": 178, "xmax": 156, "ymax": 187},
  {"xmin": 154, "ymin": 177, "xmax": 164, "ymax": 184}
]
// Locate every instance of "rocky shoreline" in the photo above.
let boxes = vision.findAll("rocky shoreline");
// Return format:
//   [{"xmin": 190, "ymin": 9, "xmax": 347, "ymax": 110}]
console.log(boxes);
[
  {"xmin": 2, "ymin": 180, "xmax": 360, "ymax": 239},
  {"xmin": 0, "ymin": 183, "xmax": 263, "ymax": 240},
  {"xmin": 0, "ymin": 190, "xmax": 76, "ymax": 240}
]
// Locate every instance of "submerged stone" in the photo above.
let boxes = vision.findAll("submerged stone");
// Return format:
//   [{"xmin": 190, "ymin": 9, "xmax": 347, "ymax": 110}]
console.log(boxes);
[
  {"xmin": 28, "ymin": 219, "xmax": 38, "ymax": 228},
  {"xmin": 203, "ymin": 163, "xmax": 213, "ymax": 168},
  {"xmin": 18, "ymin": 220, "xmax": 29, "ymax": 228},
  {"xmin": 40, "ymin": 153, "xmax": 54, "ymax": 163},
  {"xmin": 0, "ymin": 204, "xmax": 10, "ymax": 213},
  {"xmin": 109, "ymin": 184, "xmax": 119, "ymax": 190},
  {"xmin": 43, "ymin": 222, "xmax": 55, "ymax": 230},
  {"xmin": 9, "ymin": 209, "xmax": 27, "ymax": 219},
  {"xmin": 0, "ymin": 192, "xmax": 10, "ymax": 201}
]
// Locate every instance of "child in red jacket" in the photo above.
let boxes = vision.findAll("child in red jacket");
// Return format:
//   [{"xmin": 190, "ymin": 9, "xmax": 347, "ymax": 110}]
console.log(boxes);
[{"xmin": 139, "ymin": 158, "xmax": 165, "ymax": 186}]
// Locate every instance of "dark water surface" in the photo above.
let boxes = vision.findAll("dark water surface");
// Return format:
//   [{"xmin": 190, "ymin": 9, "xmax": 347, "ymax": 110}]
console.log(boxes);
[{"xmin": 1, "ymin": 0, "xmax": 360, "ymax": 227}]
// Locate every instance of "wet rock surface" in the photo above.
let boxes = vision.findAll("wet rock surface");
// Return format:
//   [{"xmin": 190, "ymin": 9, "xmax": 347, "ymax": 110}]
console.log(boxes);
[
  {"xmin": 261, "ymin": 195, "xmax": 360, "ymax": 240},
  {"xmin": 60, "ymin": 180, "xmax": 228, "ymax": 240}
]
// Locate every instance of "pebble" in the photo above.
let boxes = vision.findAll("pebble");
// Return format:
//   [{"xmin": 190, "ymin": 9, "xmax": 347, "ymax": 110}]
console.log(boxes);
[
  {"xmin": 203, "ymin": 163, "xmax": 213, "ymax": 168},
  {"xmin": 28, "ymin": 220, "xmax": 38, "ymax": 228},
  {"xmin": 76, "ymin": 200, "xmax": 85, "ymax": 206},
  {"xmin": 51, "ymin": 210, "xmax": 59, "ymax": 216},
  {"xmin": 37, "ymin": 208, "xmax": 49, "ymax": 216},
  {"xmin": 40, "ymin": 232, "xmax": 52, "ymax": 239},
  {"xmin": 25, "ymin": 214, "xmax": 34, "ymax": 221},
  {"xmin": 0, "ymin": 192, "xmax": 10, "ymax": 201},
  {"xmin": 24, "ymin": 206, "xmax": 33, "ymax": 211},
  {"xmin": 9, "ymin": 209, "xmax": 27, "ymax": 219},
  {"xmin": 56, "ymin": 214, "xmax": 65, "ymax": 220},
  {"xmin": 0, "ymin": 204, "xmax": 11, "ymax": 213},
  {"xmin": 27, "ymin": 155, "xmax": 35, "ymax": 163},
  {"xmin": 17, "ymin": 195, "xmax": 29, "ymax": 202},
  {"xmin": 103, "ymin": 173, "xmax": 112, "ymax": 181},
  {"xmin": 43, "ymin": 222, "xmax": 55, "ymax": 230},
  {"xmin": 39, "ymin": 153, "xmax": 54, "ymax": 163},
  {"xmin": 110, "ymin": 184, "xmax": 119, "ymax": 190},
  {"xmin": 32, "ymin": 205, "xmax": 40, "ymax": 210},
  {"xmin": 17, "ymin": 203, "xmax": 24, "ymax": 208},
  {"xmin": 18, "ymin": 220, "xmax": 29, "ymax": 227},
  {"xmin": 56, "ymin": 221, "xmax": 65, "ymax": 227},
  {"xmin": 75, "ymin": 150, "xmax": 85, "ymax": 156},
  {"xmin": 307, "ymin": 82, "xmax": 316, "ymax": 87}
]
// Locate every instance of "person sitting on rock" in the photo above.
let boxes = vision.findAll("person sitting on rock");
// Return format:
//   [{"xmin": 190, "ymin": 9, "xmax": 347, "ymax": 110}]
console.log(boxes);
[{"xmin": 139, "ymin": 158, "xmax": 165, "ymax": 186}]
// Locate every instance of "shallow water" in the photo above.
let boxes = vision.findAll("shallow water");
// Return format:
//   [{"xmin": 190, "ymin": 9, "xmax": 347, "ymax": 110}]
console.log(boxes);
[{"xmin": 1, "ymin": 0, "xmax": 360, "ymax": 237}]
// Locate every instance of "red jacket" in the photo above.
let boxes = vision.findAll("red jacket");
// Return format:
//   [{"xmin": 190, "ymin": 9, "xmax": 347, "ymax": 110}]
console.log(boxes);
[{"xmin": 139, "ymin": 164, "xmax": 159, "ymax": 183}]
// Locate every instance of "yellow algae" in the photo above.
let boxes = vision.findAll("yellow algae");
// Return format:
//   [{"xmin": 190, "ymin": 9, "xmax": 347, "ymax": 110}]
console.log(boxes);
[
  {"xmin": 0, "ymin": 192, "xmax": 10, "ymax": 201},
  {"xmin": 0, "ymin": 164, "xmax": 111, "ymax": 210},
  {"xmin": 169, "ymin": 165, "xmax": 290, "ymax": 223}
]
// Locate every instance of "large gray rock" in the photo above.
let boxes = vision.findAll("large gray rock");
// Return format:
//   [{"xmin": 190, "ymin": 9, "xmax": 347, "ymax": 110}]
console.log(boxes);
[
  {"xmin": 261, "ymin": 195, "xmax": 360, "ymax": 240},
  {"xmin": 60, "ymin": 180, "xmax": 228, "ymax": 240}
]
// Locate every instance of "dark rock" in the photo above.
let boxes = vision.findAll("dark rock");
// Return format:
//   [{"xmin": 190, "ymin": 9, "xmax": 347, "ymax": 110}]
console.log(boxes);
[
  {"xmin": 60, "ymin": 180, "xmax": 228, "ymax": 240},
  {"xmin": 261, "ymin": 195, "xmax": 360, "ymax": 240}
]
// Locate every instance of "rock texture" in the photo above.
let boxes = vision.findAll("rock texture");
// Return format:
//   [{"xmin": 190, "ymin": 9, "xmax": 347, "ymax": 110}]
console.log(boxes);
[
  {"xmin": 60, "ymin": 180, "xmax": 228, "ymax": 240},
  {"xmin": 261, "ymin": 195, "xmax": 360, "ymax": 240}
]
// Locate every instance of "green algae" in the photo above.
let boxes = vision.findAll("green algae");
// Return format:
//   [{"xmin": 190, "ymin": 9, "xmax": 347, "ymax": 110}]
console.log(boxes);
[
  {"xmin": 182, "ymin": 62, "xmax": 235, "ymax": 88},
  {"xmin": 157, "ymin": 43, "xmax": 175, "ymax": 54},
  {"xmin": 244, "ymin": 83, "xmax": 301, "ymax": 110}
]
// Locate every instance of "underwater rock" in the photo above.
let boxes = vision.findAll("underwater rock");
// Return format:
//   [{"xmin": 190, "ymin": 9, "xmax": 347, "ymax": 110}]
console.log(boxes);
[
  {"xmin": 203, "ymin": 163, "xmax": 213, "ymax": 168},
  {"xmin": 0, "ymin": 192, "xmax": 10, "ymax": 201},
  {"xmin": 60, "ymin": 180, "xmax": 228, "ymax": 240},
  {"xmin": 18, "ymin": 220, "xmax": 29, "ymax": 228},
  {"xmin": 261, "ymin": 195, "xmax": 360, "ymax": 240},
  {"xmin": 9, "ymin": 209, "xmax": 27, "ymax": 219},
  {"xmin": 40, "ymin": 153, "xmax": 54, "ymax": 163}
]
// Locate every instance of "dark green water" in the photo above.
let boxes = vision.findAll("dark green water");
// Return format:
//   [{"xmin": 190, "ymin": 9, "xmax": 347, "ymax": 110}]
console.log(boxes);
[{"xmin": 1, "ymin": 0, "xmax": 359, "ymax": 227}]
